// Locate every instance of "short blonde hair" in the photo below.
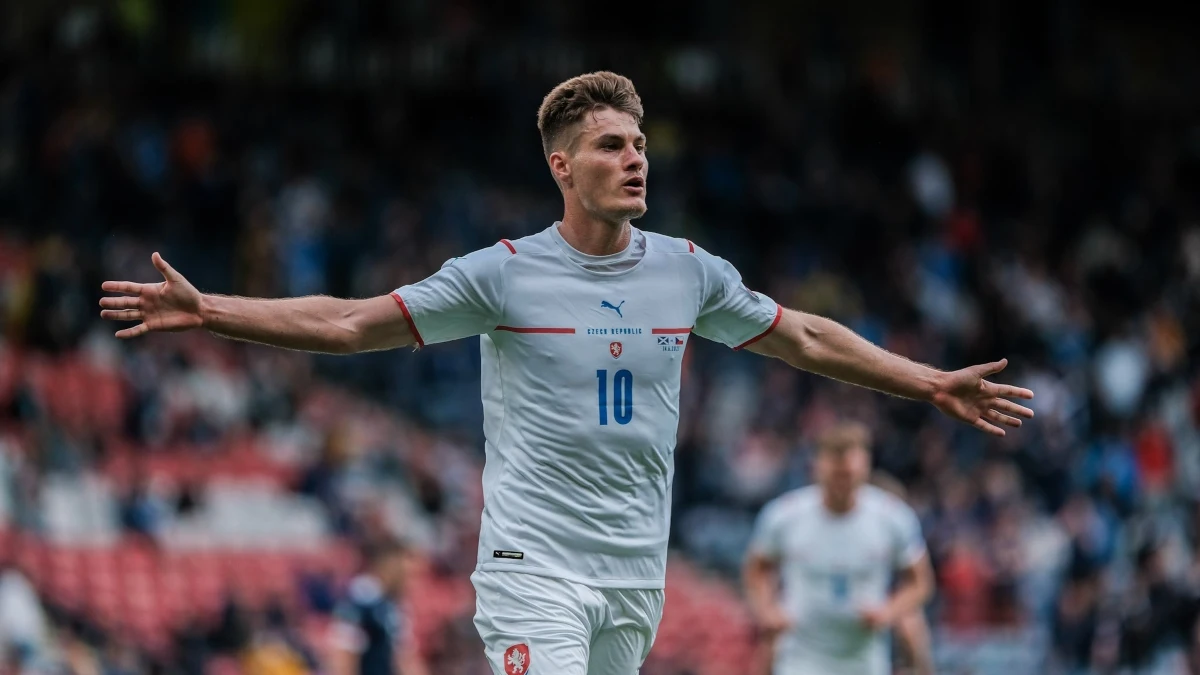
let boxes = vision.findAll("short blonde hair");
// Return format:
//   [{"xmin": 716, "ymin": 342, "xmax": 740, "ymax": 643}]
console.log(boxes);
[
  {"xmin": 817, "ymin": 421, "xmax": 873, "ymax": 456},
  {"xmin": 537, "ymin": 71, "xmax": 644, "ymax": 157}
]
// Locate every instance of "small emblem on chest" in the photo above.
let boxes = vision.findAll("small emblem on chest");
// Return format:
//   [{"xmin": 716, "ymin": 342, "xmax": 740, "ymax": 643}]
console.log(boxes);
[{"xmin": 609, "ymin": 341, "xmax": 623, "ymax": 358}]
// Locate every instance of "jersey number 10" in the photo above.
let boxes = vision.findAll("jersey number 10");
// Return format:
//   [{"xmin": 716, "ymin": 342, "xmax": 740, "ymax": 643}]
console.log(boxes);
[{"xmin": 596, "ymin": 369, "xmax": 634, "ymax": 425}]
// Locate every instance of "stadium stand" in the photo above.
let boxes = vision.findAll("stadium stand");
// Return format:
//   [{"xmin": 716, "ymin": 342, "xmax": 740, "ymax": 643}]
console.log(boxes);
[{"xmin": 1, "ymin": 2, "xmax": 1199, "ymax": 674}]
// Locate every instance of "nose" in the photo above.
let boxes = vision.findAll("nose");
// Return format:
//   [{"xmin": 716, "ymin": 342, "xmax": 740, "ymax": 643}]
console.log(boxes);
[{"xmin": 622, "ymin": 146, "xmax": 645, "ymax": 173}]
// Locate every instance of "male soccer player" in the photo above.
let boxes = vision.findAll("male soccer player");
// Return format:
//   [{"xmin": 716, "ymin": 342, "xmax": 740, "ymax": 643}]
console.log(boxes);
[
  {"xmin": 744, "ymin": 423, "xmax": 935, "ymax": 675},
  {"xmin": 100, "ymin": 72, "xmax": 1032, "ymax": 675}
]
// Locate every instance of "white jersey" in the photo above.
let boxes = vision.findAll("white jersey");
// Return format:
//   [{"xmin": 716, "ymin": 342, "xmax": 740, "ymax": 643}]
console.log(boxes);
[
  {"xmin": 394, "ymin": 224, "xmax": 780, "ymax": 589},
  {"xmin": 749, "ymin": 485, "xmax": 927, "ymax": 675}
]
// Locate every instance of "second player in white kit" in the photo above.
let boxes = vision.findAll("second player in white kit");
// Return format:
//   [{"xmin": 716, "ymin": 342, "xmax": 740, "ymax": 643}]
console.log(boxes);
[
  {"xmin": 99, "ymin": 72, "xmax": 1036, "ymax": 675},
  {"xmin": 746, "ymin": 423, "xmax": 934, "ymax": 675}
]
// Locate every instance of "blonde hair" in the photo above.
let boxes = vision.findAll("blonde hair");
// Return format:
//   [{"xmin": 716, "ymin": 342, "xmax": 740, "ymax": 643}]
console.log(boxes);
[{"xmin": 817, "ymin": 421, "xmax": 873, "ymax": 456}]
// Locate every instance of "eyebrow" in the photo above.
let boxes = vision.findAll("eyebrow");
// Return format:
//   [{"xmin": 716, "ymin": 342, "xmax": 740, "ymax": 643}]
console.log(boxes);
[{"xmin": 595, "ymin": 133, "xmax": 647, "ymax": 145}]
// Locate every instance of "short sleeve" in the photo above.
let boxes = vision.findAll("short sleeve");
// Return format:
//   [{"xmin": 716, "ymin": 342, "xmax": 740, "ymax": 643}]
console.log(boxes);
[
  {"xmin": 891, "ymin": 504, "xmax": 927, "ymax": 569},
  {"xmin": 392, "ymin": 244, "xmax": 509, "ymax": 347},
  {"xmin": 747, "ymin": 498, "xmax": 789, "ymax": 560},
  {"xmin": 691, "ymin": 245, "xmax": 781, "ymax": 350}
]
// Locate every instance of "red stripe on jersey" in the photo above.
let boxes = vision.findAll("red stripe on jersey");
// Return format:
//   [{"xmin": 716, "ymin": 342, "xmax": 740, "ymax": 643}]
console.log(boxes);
[
  {"xmin": 733, "ymin": 304, "xmax": 783, "ymax": 351},
  {"xmin": 494, "ymin": 326, "xmax": 576, "ymax": 334},
  {"xmin": 499, "ymin": 239, "xmax": 516, "ymax": 254},
  {"xmin": 651, "ymin": 328, "xmax": 693, "ymax": 334},
  {"xmin": 390, "ymin": 292, "xmax": 425, "ymax": 348},
  {"xmin": 686, "ymin": 239, "xmax": 695, "ymax": 253}
]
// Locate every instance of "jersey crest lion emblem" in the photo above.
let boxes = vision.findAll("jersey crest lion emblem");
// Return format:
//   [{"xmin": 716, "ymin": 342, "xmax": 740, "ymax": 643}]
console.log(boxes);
[{"xmin": 503, "ymin": 643, "xmax": 530, "ymax": 675}]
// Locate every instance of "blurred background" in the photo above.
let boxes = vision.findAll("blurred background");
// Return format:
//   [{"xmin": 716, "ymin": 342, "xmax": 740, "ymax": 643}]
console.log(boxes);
[{"xmin": 1, "ymin": 1, "xmax": 1199, "ymax": 674}]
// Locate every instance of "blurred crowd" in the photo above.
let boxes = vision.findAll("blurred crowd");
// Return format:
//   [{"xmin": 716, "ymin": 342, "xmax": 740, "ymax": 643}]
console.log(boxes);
[{"xmin": 2, "ymin": 1, "xmax": 1200, "ymax": 674}]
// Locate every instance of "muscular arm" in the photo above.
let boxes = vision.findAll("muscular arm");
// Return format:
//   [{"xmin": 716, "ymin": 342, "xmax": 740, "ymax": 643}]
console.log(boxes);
[
  {"xmin": 748, "ymin": 308, "xmax": 1034, "ymax": 436},
  {"xmin": 748, "ymin": 309, "xmax": 939, "ymax": 400},
  {"xmin": 100, "ymin": 252, "xmax": 414, "ymax": 354},
  {"xmin": 200, "ymin": 294, "xmax": 413, "ymax": 354}
]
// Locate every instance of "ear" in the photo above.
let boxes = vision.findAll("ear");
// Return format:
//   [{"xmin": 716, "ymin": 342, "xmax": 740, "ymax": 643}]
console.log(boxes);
[{"xmin": 548, "ymin": 150, "xmax": 572, "ymax": 189}]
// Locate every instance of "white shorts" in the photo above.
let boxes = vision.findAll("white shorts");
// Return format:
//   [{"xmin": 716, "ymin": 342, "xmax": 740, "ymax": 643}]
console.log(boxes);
[{"xmin": 472, "ymin": 570, "xmax": 665, "ymax": 675}]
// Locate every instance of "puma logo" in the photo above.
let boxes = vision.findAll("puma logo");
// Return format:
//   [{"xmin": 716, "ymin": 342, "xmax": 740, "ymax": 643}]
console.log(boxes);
[{"xmin": 597, "ymin": 297, "xmax": 624, "ymax": 317}]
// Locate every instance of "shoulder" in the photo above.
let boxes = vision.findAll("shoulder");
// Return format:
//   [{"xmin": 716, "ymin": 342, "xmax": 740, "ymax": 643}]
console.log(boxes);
[
  {"xmin": 762, "ymin": 486, "xmax": 820, "ymax": 521},
  {"xmin": 643, "ymin": 231, "xmax": 723, "ymax": 286},
  {"xmin": 434, "ymin": 237, "xmax": 536, "ymax": 285},
  {"xmin": 497, "ymin": 228, "xmax": 559, "ymax": 256},
  {"xmin": 642, "ymin": 230, "xmax": 699, "ymax": 256},
  {"xmin": 446, "ymin": 240, "xmax": 520, "ymax": 269},
  {"xmin": 861, "ymin": 486, "xmax": 919, "ymax": 524}
]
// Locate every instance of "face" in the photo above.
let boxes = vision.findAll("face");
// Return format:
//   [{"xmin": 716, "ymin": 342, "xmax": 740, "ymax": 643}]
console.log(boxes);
[
  {"xmin": 815, "ymin": 445, "xmax": 871, "ymax": 498},
  {"xmin": 378, "ymin": 550, "xmax": 418, "ymax": 595},
  {"xmin": 550, "ymin": 107, "xmax": 648, "ymax": 223}
]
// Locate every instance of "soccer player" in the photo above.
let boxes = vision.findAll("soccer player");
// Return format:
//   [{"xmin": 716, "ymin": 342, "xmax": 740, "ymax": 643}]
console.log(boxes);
[
  {"xmin": 744, "ymin": 423, "xmax": 935, "ymax": 675},
  {"xmin": 99, "ymin": 72, "xmax": 1032, "ymax": 675}
]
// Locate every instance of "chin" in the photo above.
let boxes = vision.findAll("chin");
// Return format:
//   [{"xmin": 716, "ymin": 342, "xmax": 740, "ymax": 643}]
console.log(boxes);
[
  {"xmin": 593, "ymin": 205, "xmax": 646, "ymax": 224},
  {"xmin": 616, "ymin": 199, "xmax": 648, "ymax": 220}
]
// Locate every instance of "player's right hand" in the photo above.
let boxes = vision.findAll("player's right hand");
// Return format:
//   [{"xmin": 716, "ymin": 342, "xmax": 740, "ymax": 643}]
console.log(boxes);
[{"xmin": 99, "ymin": 252, "xmax": 205, "ymax": 339}]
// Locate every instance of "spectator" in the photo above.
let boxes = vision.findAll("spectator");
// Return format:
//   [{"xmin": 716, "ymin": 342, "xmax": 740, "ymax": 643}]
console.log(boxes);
[
  {"xmin": 330, "ymin": 540, "xmax": 427, "ymax": 675},
  {"xmin": 1118, "ymin": 541, "xmax": 1200, "ymax": 670},
  {"xmin": 0, "ymin": 562, "xmax": 46, "ymax": 669}
]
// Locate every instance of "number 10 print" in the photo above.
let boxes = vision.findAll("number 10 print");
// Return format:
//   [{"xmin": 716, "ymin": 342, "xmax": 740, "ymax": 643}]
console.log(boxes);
[{"xmin": 597, "ymin": 369, "xmax": 633, "ymax": 425}]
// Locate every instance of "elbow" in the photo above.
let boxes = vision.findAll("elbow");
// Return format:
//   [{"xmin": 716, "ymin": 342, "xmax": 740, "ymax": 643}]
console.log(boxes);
[
  {"xmin": 917, "ymin": 580, "xmax": 934, "ymax": 606},
  {"xmin": 332, "ymin": 334, "xmax": 362, "ymax": 355},
  {"xmin": 781, "ymin": 317, "xmax": 824, "ymax": 369},
  {"xmin": 334, "ymin": 303, "xmax": 370, "ymax": 355},
  {"xmin": 916, "ymin": 569, "xmax": 936, "ymax": 606}
]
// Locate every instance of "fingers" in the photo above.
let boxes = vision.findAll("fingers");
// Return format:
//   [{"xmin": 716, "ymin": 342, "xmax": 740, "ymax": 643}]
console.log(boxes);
[
  {"xmin": 151, "ymin": 252, "xmax": 181, "ymax": 282},
  {"xmin": 976, "ymin": 358, "xmax": 1008, "ymax": 377},
  {"xmin": 972, "ymin": 417, "xmax": 1006, "ymax": 437},
  {"xmin": 984, "ymin": 408, "xmax": 1022, "ymax": 429},
  {"xmin": 991, "ymin": 383, "xmax": 1035, "ymax": 400},
  {"xmin": 101, "ymin": 281, "xmax": 148, "ymax": 294},
  {"xmin": 100, "ymin": 309, "xmax": 143, "ymax": 321},
  {"xmin": 99, "ymin": 296, "xmax": 141, "ymax": 310},
  {"xmin": 115, "ymin": 323, "xmax": 149, "ymax": 339},
  {"xmin": 992, "ymin": 397, "xmax": 1035, "ymax": 419}
]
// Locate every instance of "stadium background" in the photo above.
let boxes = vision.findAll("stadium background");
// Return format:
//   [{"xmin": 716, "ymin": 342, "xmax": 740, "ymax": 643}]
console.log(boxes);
[{"xmin": 1, "ymin": 1, "xmax": 1199, "ymax": 673}]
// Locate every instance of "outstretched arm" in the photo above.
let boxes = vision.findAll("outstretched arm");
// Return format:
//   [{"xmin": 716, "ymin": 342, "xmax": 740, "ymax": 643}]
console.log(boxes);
[
  {"xmin": 100, "ymin": 253, "xmax": 414, "ymax": 354},
  {"xmin": 748, "ymin": 308, "xmax": 1034, "ymax": 435}
]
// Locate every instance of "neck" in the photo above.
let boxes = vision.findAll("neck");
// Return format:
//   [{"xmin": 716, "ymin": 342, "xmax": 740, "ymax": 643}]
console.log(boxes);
[
  {"xmin": 822, "ymin": 489, "xmax": 858, "ymax": 514},
  {"xmin": 558, "ymin": 202, "xmax": 630, "ymax": 255}
]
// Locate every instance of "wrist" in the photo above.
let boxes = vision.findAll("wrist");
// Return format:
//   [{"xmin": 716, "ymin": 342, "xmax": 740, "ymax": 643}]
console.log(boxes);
[
  {"xmin": 923, "ymin": 370, "xmax": 949, "ymax": 404},
  {"xmin": 197, "ymin": 293, "xmax": 218, "ymax": 329}
]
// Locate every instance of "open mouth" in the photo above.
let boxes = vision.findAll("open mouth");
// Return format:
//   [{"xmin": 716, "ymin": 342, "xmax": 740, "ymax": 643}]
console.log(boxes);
[{"xmin": 622, "ymin": 176, "xmax": 645, "ymax": 193}]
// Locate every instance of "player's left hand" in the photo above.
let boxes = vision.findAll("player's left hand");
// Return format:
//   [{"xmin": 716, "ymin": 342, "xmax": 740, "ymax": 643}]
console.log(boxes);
[
  {"xmin": 930, "ymin": 359, "xmax": 1034, "ymax": 436},
  {"xmin": 858, "ymin": 606, "xmax": 895, "ymax": 631}
]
